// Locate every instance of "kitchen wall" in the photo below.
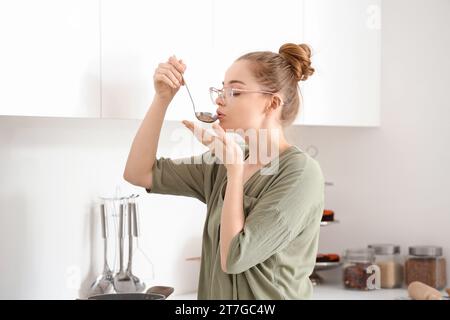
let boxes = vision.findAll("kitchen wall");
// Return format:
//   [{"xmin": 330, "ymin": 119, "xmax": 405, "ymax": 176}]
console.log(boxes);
[
  {"xmin": 0, "ymin": 117, "xmax": 209, "ymax": 299},
  {"xmin": 0, "ymin": 0, "xmax": 449, "ymax": 299}
]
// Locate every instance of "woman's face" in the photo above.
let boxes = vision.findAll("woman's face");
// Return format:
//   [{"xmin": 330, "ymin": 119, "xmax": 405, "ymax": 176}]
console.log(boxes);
[{"xmin": 215, "ymin": 60, "xmax": 274, "ymax": 132}]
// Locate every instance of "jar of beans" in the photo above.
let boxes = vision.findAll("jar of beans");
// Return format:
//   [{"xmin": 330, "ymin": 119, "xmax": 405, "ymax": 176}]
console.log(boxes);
[
  {"xmin": 343, "ymin": 248, "xmax": 379, "ymax": 290},
  {"xmin": 405, "ymin": 246, "xmax": 447, "ymax": 290}
]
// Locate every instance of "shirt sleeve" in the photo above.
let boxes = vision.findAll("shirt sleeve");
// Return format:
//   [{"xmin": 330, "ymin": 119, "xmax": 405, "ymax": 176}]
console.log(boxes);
[
  {"xmin": 224, "ymin": 156, "xmax": 325, "ymax": 274},
  {"xmin": 145, "ymin": 151, "xmax": 211, "ymax": 203}
]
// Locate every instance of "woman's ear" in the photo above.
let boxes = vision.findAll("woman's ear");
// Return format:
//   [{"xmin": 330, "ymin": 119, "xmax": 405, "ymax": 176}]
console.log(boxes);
[{"xmin": 266, "ymin": 95, "xmax": 283, "ymax": 111}]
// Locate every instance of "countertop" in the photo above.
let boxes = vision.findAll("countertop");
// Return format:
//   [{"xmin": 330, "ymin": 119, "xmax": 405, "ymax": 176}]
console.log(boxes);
[{"xmin": 168, "ymin": 284, "xmax": 441, "ymax": 300}]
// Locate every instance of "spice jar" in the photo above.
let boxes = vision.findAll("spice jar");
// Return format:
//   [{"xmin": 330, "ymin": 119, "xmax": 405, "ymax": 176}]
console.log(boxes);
[
  {"xmin": 405, "ymin": 246, "xmax": 447, "ymax": 290},
  {"xmin": 368, "ymin": 244, "xmax": 403, "ymax": 289},
  {"xmin": 343, "ymin": 248, "xmax": 379, "ymax": 290}
]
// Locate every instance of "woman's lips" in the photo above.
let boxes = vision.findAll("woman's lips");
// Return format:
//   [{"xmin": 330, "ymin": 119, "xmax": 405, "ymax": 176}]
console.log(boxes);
[{"xmin": 216, "ymin": 110, "xmax": 225, "ymax": 119}]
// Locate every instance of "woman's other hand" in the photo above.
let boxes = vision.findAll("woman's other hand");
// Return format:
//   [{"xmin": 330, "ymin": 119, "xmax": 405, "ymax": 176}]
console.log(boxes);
[{"xmin": 182, "ymin": 120, "xmax": 244, "ymax": 174}]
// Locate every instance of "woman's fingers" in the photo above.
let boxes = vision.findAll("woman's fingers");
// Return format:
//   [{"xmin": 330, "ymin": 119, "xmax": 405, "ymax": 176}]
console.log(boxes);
[
  {"xmin": 153, "ymin": 55, "xmax": 186, "ymax": 99},
  {"xmin": 154, "ymin": 71, "xmax": 177, "ymax": 89},
  {"xmin": 161, "ymin": 63, "xmax": 182, "ymax": 83},
  {"xmin": 211, "ymin": 123, "xmax": 226, "ymax": 142},
  {"xmin": 155, "ymin": 55, "xmax": 185, "ymax": 89},
  {"xmin": 169, "ymin": 56, "xmax": 186, "ymax": 85},
  {"xmin": 182, "ymin": 120, "xmax": 244, "ymax": 167},
  {"xmin": 169, "ymin": 55, "xmax": 186, "ymax": 74},
  {"xmin": 178, "ymin": 59, "xmax": 186, "ymax": 85},
  {"xmin": 158, "ymin": 65, "xmax": 181, "ymax": 87},
  {"xmin": 182, "ymin": 120, "xmax": 217, "ymax": 147}
]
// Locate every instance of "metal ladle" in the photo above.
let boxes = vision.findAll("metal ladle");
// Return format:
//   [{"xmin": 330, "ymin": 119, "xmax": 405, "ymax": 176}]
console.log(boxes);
[
  {"xmin": 183, "ymin": 76, "xmax": 218, "ymax": 123},
  {"xmin": 89, "ymin": 203, "xmax": 114, "ymax": 295},
  {"xmin": 113, "ymin": 202, "xmax": 136, "ymax": 293},
  {"xmin": 126, "ymin": 198, "xmax": 145, "ymax": 292}
]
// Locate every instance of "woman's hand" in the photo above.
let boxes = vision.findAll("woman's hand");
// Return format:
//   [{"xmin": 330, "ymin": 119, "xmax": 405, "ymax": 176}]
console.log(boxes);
[
  {"xmin": 153, "ymin": 55, "xmax": 186, "ymax": 101},
  {"xmin": 182, "ymin": 120, "xmax": 244, "ymax": 174}
]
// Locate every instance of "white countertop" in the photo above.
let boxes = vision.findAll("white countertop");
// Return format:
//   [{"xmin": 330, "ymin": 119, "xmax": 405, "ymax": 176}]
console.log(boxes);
[
  {"xmin": 169, "ymin": 284, "xmax": 413, "ymax": 300},
  {"xmin": 312, "ymin": 284, "xmax": 409, "ymax": 300}
]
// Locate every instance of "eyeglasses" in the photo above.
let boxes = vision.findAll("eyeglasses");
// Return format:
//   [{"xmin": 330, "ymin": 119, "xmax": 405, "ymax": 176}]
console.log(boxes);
[{"xmin": 209, "ymin": 87, "xmax": 280, "ymax": 105}]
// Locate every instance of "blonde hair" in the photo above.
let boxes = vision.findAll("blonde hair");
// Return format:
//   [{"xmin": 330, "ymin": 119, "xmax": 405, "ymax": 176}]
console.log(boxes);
[{"xmin": 237, "ymin": 43, "xmax": 314, "ymax": 126}]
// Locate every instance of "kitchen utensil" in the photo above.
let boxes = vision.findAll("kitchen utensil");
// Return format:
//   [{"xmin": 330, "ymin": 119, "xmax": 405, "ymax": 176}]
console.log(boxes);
[
  {"xmin": 408, "ymin": 281, "xmax": 443, "ymax": 300},
  {"xmin": 131, "ymin": 197, "xmax": 156, "ymax": 284},
  {"xmin": 88, "ymin": 286, "xmax": 174, "ymax": 300},
  {"xmin": 89, "ymin": 203, "xmax": 115, "ymax": 295},
  {"xmin": 87, "ymin": 285, "xmax": 173, "ymax": 300},
  {"xmin": 87, "ymin": 292, "xmax": 165, "ymax": 300},
  {"xmin": 113, "ymin": 203, "xmax": 136, "ymax": 292},
  {"xmin": 125, "ymin": 201, "xmax": 145, "ymax": 292},
  {"xmin": 146, "ymin": 286, "xmax": 174, "ymax": 298},
  {"xmin": 183, "ymin": 76, "xmax": 218, "ymax": 123}
]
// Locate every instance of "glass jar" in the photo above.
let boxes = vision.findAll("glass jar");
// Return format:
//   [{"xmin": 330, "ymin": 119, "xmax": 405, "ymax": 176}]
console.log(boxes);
[
  {"xmin": 368, "ymin": 244, "xmax": 403, "ymax": 289},
  {"xmin": 343, "ymin": 248, "xmax": 378, "ymax": 290},
  {"xmin": 405, "ymin": 246, "xmax": 447, "ymax": 290}
]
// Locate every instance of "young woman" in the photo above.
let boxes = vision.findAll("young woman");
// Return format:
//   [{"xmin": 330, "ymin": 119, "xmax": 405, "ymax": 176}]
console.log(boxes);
[{"xmin": 123, "ymin": 43, "xmax": 325, "ymax": 299}]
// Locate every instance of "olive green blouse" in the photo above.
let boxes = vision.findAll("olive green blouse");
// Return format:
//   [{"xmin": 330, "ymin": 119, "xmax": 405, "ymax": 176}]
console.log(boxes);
[{"xmin": 146, "ymin": 145, "xmax": 325, "ymax": 299}]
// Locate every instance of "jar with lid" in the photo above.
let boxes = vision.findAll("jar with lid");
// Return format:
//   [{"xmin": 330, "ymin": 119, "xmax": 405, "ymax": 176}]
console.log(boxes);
[
  {"xmin": 343, "ymin": 248, "xmax": 379, "ymax": 290},
  {"xmin": 368, "ymin": 244, "xmax": 403, "ymax": 289},
  {"xmin": 405, "ymin": 246, "xmax": 447, "ymax": 290}
]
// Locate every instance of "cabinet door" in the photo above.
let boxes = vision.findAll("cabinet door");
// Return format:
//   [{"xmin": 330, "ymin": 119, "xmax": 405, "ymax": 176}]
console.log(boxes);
[
  {"xmin": 0, "ymin": 0, "xmax": 100, "ymax": 118},
  {"xmin": 212, "ymin": 0, "xmax": 305, "ymax": 123},
  {"xmin": 212, "ymin": 1, "xmax": 304, "ymax": 75},
  {"xmin": 300, "ymin": 0, "xmax": 381, "ymax": 126},
  {"xmin": 101, "ymin": 0, "xmax": 213, "ymax": 121}
]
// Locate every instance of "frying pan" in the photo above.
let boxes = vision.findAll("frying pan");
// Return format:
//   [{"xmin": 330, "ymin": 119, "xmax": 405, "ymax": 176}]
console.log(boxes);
[{"xmin": 87, "ymin": 286, "xmax": 174, "ymax": 300}]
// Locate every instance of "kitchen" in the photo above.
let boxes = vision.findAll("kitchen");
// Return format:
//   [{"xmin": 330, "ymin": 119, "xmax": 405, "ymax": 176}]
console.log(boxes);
[{"xmin": 0, "ymin": 0, "xmax": 449, "ymax": 301}]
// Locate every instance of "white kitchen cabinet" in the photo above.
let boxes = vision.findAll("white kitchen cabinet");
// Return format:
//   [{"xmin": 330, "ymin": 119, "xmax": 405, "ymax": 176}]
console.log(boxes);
[
  {"xmin": 212, "ymin": 0, "xmax": 305, "ymax": 123},
  {"xmin": 102, "ymin": 0, "xmax": 380, "ymax": 126},
  {"xmin": 212, "ymin": 0, "xmax": 304, "ymax": 70},
  {"xmin": 0, "ymin": 0, "xmax": 380, "ymax": 127},
  {"xmin": 299, "ymin": 0, "xmax": 381, "ymax": 126},
  {"xmin": 0, "ymin": 0, "xmax": 100, "ymax": 118},
  {"xmin": 100, "ymin": 0, "xmax": 213, "ymax": 121}
]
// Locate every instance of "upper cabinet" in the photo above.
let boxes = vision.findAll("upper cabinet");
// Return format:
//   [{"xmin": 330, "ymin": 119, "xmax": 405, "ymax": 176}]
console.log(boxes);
[
  {"xmin": 0, "ymin": 0, "xmax": 380, "ymax": 126},
  {"xmin": 299, "ymin": 0, "xmax": 381, "ymax": 126},
  {"xmin": 100, "ymin": 0, "xmax": 212, "ymax": 121},
  {"xmin": 212, "ymin": 0, "xmax": 306, "ymax": 123},
  {"xmin": 212, "ymin": 0, "xmax": 304, "ymax": 58},
  {"xmin": 101, "ymin": 0, "xmax": 303, "ymax": 121},
  {"xmin": 100, "ymin": 0, "xmax": 382, "ymax": 126},
  {"xmin": 0, "ymin": 0, "xmax": 100, "ymax": 118}
]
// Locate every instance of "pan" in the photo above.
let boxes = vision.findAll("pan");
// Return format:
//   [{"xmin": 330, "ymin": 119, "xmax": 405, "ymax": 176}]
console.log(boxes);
[{"xmin": 87, "ymin": 286, "xmax": 174, "ymax": 300}]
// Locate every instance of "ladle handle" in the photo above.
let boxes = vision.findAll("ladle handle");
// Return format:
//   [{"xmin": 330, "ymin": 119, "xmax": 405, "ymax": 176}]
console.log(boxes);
[
  {"xmin": 118, "ymin": 203, "xmax": 124, "ymax": 239},
  {"xmin": 132, "ymin": 202, "xmax": 140, "ymax": 238},
  {"xmin": 118, "ymin": 203, "xmax": 125, "ymax": 271},
  {"xmin": 126, "ymin": 202, "xmax": 134, "ymax": 271},
  {"xmin": 182, "ymin": 76, "xmax": 196, "ymax": 115},
  {"xmin": 100, "ymin": 203, "xmax": 107, "ymax": 239}
]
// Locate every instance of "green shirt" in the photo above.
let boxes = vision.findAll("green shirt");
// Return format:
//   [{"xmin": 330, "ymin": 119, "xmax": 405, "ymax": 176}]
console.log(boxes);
[{"xmin": 146, "ymin": 145, "xmax": 325, "ymax": 299}]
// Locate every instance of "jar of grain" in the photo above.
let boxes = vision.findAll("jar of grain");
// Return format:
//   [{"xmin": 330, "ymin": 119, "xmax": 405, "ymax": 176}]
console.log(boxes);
[
  {"xmin": 368, "ymin": 244, "xmax": 403, "ymax": 289},
  {"xmin": 343, "ymin": 248, "xmax": 379, "ymax": 290},
  {"xmin": 405, "ymin": 246, "xmax": 447, "ymax": 290}
]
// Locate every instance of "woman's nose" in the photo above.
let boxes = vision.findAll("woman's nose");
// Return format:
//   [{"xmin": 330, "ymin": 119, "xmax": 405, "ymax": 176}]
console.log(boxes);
[{"xmin": 215, "ymin": 96, "xmax": 225, "ymax": 106}]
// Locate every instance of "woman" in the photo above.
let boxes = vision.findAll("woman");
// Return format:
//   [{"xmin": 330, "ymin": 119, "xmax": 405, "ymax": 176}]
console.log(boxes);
[{"xmin": 123, "ymin": 43, "xmax": 325, "ymax": 299}]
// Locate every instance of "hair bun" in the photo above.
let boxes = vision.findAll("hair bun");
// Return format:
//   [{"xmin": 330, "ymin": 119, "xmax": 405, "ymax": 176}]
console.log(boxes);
[{"xmin": 279, "ymin": 43, "xmax": 314, "ymax": 81}]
